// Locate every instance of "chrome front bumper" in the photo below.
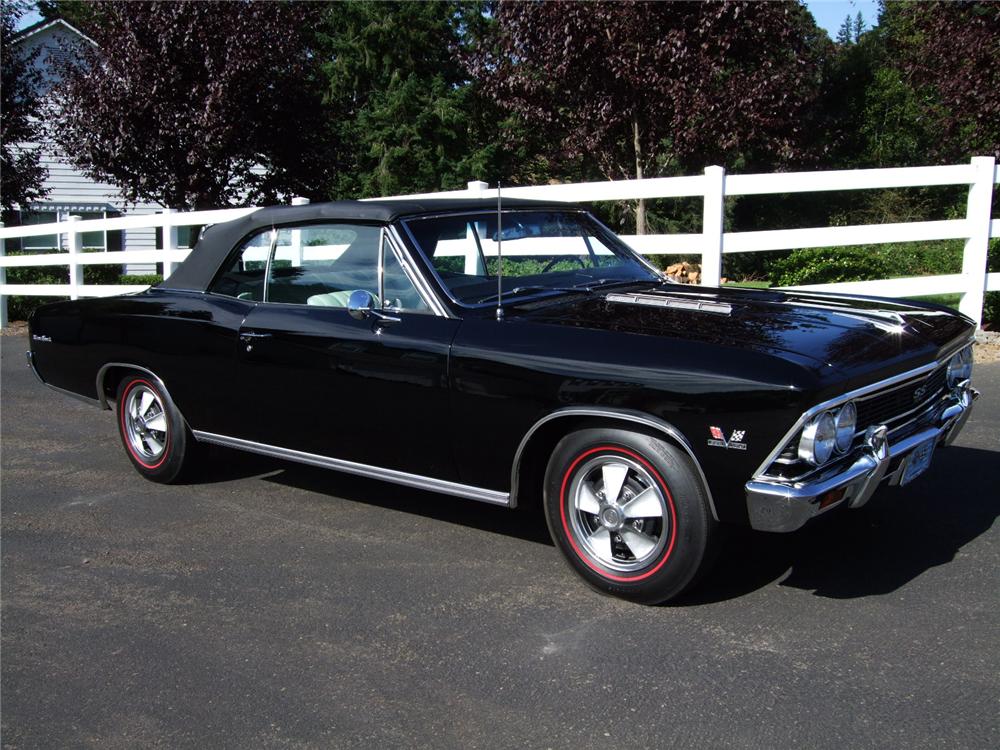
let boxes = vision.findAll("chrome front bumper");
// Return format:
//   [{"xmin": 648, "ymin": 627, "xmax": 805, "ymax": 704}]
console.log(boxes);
[{"xmin": 746, "ymin": 385, "xmax": 979, "ymax": 533}]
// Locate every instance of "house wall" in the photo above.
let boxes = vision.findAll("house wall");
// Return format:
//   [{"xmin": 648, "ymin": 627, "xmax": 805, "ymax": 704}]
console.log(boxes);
[{"xmin": 14, "ymin": 22, "xmax": 163, "ymax": 273}]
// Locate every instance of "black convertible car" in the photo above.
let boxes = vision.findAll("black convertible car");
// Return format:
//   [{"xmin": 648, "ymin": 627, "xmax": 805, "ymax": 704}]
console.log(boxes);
[{"xmin": 28, "ymin": 198, "xmax": 978, "ymax": 603}]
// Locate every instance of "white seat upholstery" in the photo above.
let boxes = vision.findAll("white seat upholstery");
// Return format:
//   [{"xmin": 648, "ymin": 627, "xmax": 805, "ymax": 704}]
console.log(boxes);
[{"xmin": 306, "ymin": 291, "xmax": 353, "ymax": 307}]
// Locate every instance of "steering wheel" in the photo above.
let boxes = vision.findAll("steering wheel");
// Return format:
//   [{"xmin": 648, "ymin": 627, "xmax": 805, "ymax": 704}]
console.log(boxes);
[{"xmin": 541, "ymin": 256, "xmax": 589, "ymax": 273}]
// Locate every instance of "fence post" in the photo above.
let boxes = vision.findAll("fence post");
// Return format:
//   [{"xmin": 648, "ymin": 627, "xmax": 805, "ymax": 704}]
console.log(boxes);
[
  {"xmin": 67, "ymin": 215, "xmax": 83, "ymax": 300},
  {"xmin": 289, "ymin": 197, "xmax": 310, "ymax": 267},
  {"xmin": 701, "ymin": 165, "xmax": 725, "ymax": 287},
  {"xmin": 467, "ymin": 180, "xmax": 489, "ymax": 197},
  {"xmin": 0, "ymin": 221, "xmax": 7, "ymax": 327},
  {"xmin": 959, "ymin": 156, "xmax": 996, "ymax": 326},
  {"xmin": 160, "ymin": 208, "xmax": 179, "ymax": 280}
]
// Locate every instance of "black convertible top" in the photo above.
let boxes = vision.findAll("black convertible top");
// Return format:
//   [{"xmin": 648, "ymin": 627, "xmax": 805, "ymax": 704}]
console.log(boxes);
[{"xmin": 163, "ymin": 197, "xmax": 577, "ymax": 292}]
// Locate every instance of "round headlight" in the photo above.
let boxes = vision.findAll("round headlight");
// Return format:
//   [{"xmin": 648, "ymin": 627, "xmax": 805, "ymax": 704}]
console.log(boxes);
[
  {"xmin": 834, "ymin": 401, "xmax": 857, "ymax": 454},
  {"xmin": 798, "ymin": 411, "xmax": 837, "ymax": 466},
  {"xmin": 947, "ymin": 347, "xmax": 973, "ymax": 387}
]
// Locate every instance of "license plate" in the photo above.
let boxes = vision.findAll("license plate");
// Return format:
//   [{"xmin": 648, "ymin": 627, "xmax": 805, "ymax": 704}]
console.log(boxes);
[{"xmin": 901, "ymin": 438, "xmax": 935, "ymax": 485}]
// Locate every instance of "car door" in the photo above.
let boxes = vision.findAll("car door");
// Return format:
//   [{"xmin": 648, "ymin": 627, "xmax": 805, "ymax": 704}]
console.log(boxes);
[{"xmin": 225, "ymin": 221, "xmax": 462, "ymax": 481}]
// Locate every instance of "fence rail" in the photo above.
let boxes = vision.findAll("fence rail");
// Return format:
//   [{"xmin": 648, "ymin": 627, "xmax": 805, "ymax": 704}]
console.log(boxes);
[{"xmin": 1, "ymin": 158, "xmax": 997, "ymax": 327}]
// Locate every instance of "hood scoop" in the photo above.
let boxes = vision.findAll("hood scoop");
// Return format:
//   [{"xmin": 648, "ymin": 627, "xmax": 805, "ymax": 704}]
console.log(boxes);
[{"xmin": 605, "ymin": 292, "xmax": 732, "ymax": 315}]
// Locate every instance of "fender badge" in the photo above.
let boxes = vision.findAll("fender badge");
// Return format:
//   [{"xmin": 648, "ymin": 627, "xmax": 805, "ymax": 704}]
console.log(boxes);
[
  {"xmin": 31, "ymin": 334, "xmax": 52, "ymax": 343},
  {"xmin": 708, "ymin": 426, "xmax": 748, "ymax": 451}
]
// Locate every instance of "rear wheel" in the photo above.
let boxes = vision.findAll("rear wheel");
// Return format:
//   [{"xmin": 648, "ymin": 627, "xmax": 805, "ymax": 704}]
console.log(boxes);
[
  {"xmin": 116, "ymin": 374, "xmax": 194, "ymax": 483},
  {"xmin": 543, "ymin": 427, "xmax": 716, "ymax": 604}
]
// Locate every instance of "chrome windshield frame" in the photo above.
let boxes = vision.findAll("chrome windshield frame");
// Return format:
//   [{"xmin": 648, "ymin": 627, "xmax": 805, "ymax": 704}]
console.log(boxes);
[{"xmin": 397, "ymin": 208, "xmax": 662, "ymax": 311}]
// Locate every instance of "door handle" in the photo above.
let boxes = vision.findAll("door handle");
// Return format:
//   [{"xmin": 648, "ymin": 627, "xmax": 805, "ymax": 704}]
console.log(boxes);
[{"xmin": 239, "ymin": 331, "xmax": 272, "ymax": 352}]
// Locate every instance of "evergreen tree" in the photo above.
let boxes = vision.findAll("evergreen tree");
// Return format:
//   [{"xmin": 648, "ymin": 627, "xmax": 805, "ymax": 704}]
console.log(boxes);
[{"xmin": 318, "ymin": 0, "xmax": 513, "ymax": 198}]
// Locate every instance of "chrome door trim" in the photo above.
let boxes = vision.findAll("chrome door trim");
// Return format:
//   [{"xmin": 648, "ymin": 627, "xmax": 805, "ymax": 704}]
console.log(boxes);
[
  {"xmin": 192, "ymin": 430, "xmax": 511, "ymax": 508},
  {"xmin": 510, "ymin": 407, "xmax": 719, "ymax": 520}
]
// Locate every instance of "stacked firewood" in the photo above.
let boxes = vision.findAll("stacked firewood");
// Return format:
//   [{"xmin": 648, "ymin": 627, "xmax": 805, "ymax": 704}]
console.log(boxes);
[{"xmin": 662, "ymin": 261, "xmax": 727, "ymax": 285}]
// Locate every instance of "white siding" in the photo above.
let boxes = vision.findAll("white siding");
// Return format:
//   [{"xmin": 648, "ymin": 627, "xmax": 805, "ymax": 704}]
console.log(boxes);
[
  {"xmin": 14, "ymin": 20, "xmax": 163, "ymax": 274},
  {"xmin": 28, "ymin": 140, "xmax": 163, "ymax": 215}
]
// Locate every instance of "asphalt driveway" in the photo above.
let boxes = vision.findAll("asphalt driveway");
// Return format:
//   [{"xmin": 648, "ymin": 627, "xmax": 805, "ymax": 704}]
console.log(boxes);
[{"xmin": 2, "ymin": 335, "xmax": 998, "ymax": 749}]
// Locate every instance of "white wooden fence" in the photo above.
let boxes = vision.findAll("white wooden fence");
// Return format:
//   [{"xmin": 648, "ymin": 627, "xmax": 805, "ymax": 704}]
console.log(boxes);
[{"xmin": 1, "ymin": 157, "xmax": 997, "ymax": 326}]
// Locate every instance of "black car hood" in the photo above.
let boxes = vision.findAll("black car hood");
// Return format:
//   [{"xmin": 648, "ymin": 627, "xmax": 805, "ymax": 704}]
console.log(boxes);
[{"xmin": 509, "ymin": 283, "xmax": 974, "ymax": 380}]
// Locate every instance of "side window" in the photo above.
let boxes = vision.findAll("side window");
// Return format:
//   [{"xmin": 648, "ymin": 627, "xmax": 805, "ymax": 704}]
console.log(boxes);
[
  {"xmin": 383, "ymin": 244, "xmax": 429, "ymax": 312},
  {"xmin": 210, "ymin": 229, "xmax": 272, "ymax": 301},
  {"xmin": 267, "ymin": 224, "xmax": 380, "ymax": 306},
  {"xmin": 212, "ymin": 223, "xmax": 427, "ymax": 311}
]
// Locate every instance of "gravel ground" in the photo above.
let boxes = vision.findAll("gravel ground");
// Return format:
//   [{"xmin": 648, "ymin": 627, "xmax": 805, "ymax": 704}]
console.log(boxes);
[{"xmin": 974, "ymin": 329, "xmax": 1000, "ymax": 363}]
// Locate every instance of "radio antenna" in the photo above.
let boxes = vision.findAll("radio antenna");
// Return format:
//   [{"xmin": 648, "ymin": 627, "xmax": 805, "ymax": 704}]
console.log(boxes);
[{"xmin": 495, "ymin": 181, "xmax": 504, "ymax": 321}]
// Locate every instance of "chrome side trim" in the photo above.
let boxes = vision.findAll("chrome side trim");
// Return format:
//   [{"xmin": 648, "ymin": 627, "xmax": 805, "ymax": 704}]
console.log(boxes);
[
  {"xmin": 192, "ymin": 431, "xmax": 511, "ymax": 508},
  {"xmin": 751, "ymin": 338, "xmax": 975, "ymax": 479},
  {"xmin": 95, "ymin": 362, "xmax": 170, "ymax": 411},
  {"xmin": 510, "ymin": 407, "xmax": 719, "ymax": 520}
]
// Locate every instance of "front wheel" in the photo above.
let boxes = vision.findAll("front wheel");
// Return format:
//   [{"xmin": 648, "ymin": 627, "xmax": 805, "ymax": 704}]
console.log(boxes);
[
  {"xmin": 543, "ymin": 428, "xmax": 716, "ymax": 604},
  {"xmin": 116, "ymin": 374, "xmax": 194, "ymax": 484}
]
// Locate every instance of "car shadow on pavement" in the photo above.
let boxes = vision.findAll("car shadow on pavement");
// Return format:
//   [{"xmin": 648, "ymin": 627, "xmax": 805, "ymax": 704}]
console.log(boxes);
[
  {"xmin": 257, "ymin": 458, "xmax": 554, "ymax": 545},
  {"xmin": 182, "ymin": 444, "xmax": 288, "ymax": 484},
  {"xmin": 190, "ymin": 443, "xmax": 997, "ymax": 603},
  {"xmin": 685, "ymin": 445, "xmax": 999, "ymax": 603}
]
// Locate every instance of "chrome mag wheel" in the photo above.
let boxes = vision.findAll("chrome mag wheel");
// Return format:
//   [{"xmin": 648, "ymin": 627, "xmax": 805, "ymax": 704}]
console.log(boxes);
[
  {"xmin": 567, "ymin": 455, "xmax": 670, "ymax": 573},
  {"xmin": 123, "ymin": 383, "xmax": 169, "ymax": 463}
]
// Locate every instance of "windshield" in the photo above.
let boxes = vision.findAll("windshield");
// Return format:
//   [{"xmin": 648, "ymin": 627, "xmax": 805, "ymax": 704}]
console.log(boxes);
[{"xmin": 401, "ymin": 210, "xmax": 658, "ymax": 306}]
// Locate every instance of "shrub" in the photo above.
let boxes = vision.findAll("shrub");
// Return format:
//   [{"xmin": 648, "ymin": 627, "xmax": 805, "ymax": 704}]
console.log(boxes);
[
  {"xmin": 120, "ymin": 273, "xmax": 163, "ymax": 287},
  {"xmin": 3, "ymin": 245, "xmax": 163, "ymax": 322},
  {"xmin": 770, "ymin": 241, "xmax": 963, "ymax": 287},
  {"xmin": 985, "ymin": 238, "xmax": 1000, "ymax": 328}
]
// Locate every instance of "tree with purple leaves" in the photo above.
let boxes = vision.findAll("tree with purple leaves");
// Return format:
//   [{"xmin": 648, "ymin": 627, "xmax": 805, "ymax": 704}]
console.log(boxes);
[
  {"xmin": 1, "ymin": 0, "xmax": 48, "ymax": 211},
  {"xmin": 50, "ymin": 0, "xmax": 333, "ymax": 210},
  {"xmin": 888, "ymin": 0, "xmax": 1000, "ymax": 162},
  {"xmin": 474, "ymin": 0, "xmax": 826, "ymax": 233}
]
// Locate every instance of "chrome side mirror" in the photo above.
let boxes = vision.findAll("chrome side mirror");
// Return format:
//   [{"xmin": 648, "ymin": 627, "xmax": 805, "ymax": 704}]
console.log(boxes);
[
  {"xmin": 347, "ymin": 289, "xmax": 401, "ymax": 324},
  {"xmin": 347, "ymin": 289, "xmax": 376, "ymax": 320}
]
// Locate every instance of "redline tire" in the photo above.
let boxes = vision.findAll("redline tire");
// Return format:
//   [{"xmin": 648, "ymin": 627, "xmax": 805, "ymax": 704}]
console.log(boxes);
[
  {"xmin": 115, "ymin": 374, "xmax": 193, "ymax": 484},
  {"xmin": 543, "ymin": 427, "xmax": 716, "ymax": 604}
]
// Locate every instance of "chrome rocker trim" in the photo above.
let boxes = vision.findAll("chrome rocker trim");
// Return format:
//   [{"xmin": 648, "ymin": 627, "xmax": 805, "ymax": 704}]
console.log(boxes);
[
  {"xmin": 746, "ymin": 385, "xmax": 979, "ymax": 533},
  {"xmin": 192, "ymin": 431, "xmax": 512, "ymax": 508}
]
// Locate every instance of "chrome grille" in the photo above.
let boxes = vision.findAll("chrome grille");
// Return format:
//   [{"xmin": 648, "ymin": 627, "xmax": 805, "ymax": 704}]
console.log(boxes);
[
  {"xmin": 764, "ymin": 364, "xmax": 950, "ymax": 481},
  {"xmin": 856, "ymin": 367, "xmax": 947, "ymax": 432}
]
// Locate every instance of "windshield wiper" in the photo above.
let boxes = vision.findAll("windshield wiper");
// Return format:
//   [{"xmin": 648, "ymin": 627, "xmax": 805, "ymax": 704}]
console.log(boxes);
[
  {"xmin": 475, "ymin": 278, "xmax": 647, "ymax": 304},
  {"xmin": 475, "ymin": 286, "xmax": 586, "ymax": 305},
  {"xmin": 569, "ymin": 278, "xmax": 648, "ymax": 291}
]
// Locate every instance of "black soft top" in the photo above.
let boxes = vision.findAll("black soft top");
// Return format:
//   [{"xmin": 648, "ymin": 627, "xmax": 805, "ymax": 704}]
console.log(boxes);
[{"xmin": 162, "ymin": 197, "xmax": 577, "ymax": 292}]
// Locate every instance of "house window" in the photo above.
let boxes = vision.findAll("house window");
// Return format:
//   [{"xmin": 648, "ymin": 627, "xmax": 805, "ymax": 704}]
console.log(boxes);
[
  {"xmin": 20, "ymin": 212, "xmax": 59, "ymax": 252},
  {"xmin": 13, "ymin": 209, "xmax": 122, "ymax": 253}
]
